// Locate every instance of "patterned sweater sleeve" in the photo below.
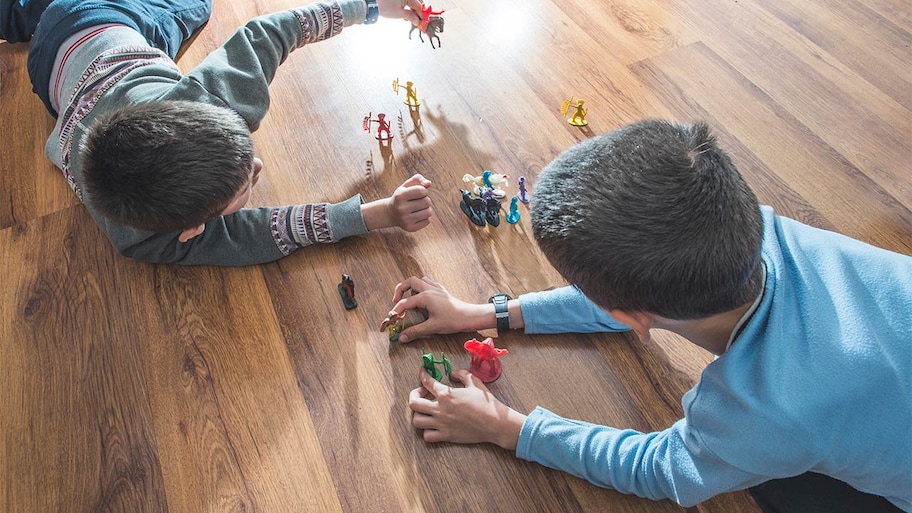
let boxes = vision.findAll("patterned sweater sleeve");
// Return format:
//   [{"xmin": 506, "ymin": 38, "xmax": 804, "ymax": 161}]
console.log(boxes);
[{"xmin": 164, "ymin": 1, "xmax": 365, "ymax": 130}]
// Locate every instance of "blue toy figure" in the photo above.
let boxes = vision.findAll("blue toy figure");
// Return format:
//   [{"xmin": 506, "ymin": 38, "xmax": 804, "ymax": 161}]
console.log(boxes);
[{"xmin": 506, "ymin": 196, "xmax": 520, "ymax": 224}]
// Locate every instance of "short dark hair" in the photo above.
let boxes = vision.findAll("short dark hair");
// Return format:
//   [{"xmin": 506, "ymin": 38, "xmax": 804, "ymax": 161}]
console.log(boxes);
[
  {"xmin": 81, "ymin": 101, "xmax": 254, "ymax": 232},
  {"xmin": 531, "ymin": 119, "xmax": 764, "ymax": 319}
]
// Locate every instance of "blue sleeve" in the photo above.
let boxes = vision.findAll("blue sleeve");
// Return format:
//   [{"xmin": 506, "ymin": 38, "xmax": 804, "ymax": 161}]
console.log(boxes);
[
  {"xmin": 518, "ymin": 286, "xmax": 630, "ymax": 334},
  {"xmin": 515, "ymin": 408, "xmax": 770, "ymax": 507}
]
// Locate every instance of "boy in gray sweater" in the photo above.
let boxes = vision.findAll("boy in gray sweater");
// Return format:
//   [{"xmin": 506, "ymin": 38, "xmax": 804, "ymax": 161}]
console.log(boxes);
[{"xmin": 2, "ymin": 0, "xmax": 430, "ymax": 265}]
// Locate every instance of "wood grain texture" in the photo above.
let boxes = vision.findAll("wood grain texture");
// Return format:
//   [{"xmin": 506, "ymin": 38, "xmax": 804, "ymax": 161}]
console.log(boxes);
[{"xmin": 2, "ymin": 0, "xmax": 909, "ymax": 512}]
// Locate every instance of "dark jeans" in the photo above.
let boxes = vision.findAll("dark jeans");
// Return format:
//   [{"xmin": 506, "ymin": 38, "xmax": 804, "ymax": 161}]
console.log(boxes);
[
  {"xmin": 749, "ymin": 472, "xmax": 903, "ymax": 513},
  {"xmin": 1, "ymin": 0, "xmax": 211, "ymax": 115}
]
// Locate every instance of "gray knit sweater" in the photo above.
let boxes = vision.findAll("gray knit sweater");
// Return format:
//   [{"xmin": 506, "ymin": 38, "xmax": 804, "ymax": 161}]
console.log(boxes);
[{"xmin": 45, "ymin": 1, "xmax": 370, "ymax": 265}]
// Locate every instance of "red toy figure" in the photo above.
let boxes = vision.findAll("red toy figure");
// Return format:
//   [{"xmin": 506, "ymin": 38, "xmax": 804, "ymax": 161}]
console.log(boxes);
[
  {"xmin": 419, "ymin": 3, "xmax": 444, "ymax": 33},
  {"xmin": 363, "ymin": 112, "xmax": 394, "ymax": 140},
  {"xmin": 464, "ymin": 337, "xmax": 508, "ymax": 383}
]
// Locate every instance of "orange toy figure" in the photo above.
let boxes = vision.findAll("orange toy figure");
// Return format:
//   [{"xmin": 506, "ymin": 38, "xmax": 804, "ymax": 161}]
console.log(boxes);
[
  {"xmin": 560, "ymin": 96, "xmax": 589, "ymax": 127},
  {"xmin": 363, "ymin": 112, "xmax": 394, "ymax": 140},
  {"xmin": 380, "ymin": 310, "xmax": 408, "ymax": 341},
  {"xmin": 464, "ymin": 337, "xmax": 508, "ymax": 383}
]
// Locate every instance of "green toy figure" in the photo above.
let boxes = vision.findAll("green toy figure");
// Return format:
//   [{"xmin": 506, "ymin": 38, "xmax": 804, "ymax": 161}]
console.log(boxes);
[{"xmin": 421, "ymin": 350, "xmax": 452, "ymax": 381}]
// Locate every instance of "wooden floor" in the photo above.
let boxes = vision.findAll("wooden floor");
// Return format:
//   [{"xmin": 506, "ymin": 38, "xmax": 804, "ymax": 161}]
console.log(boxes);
[{"xmin": 1, "ymin": 0, "xmax": 909, "ymax": 512}]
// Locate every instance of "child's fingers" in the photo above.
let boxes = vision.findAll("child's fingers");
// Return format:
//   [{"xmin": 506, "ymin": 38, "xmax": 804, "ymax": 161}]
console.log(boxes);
[
  {"xmin": 392, "ymin": 276, "xmax": 433, "ymax": 301},
  {"xmin": 400, "ymin": 173, "xmax": 431, "ymax": 189},
  {"xmin": 412, "ymin": 412, "xmax": 438, "ymax": 430},
  {"xmin": 449, "ymin": 368, "xmax": 484, "ymax": 390},
  {"xmin": 422, "ymin": 429, "xmax": 447, "ymax": 443},
  {"xmin": 408, "ymin": 386, "xmax": 436, "ymax": 413},
  {"xmin": 419, "ymin": 368, "xmax": 451, "ymax": 396},
  {"xmin": 396, "ymin": 184, "xmax": 431, "ymax": 202},
  {"xmin": 403, "ymin": 217, "xmax": 431, "ymax": 233}
]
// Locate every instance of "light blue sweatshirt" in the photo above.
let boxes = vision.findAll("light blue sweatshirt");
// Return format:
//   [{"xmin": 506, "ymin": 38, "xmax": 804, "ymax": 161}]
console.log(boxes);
[{"xmin": 515, "ymin": 206, "xmax": 912, "ymax": 511}]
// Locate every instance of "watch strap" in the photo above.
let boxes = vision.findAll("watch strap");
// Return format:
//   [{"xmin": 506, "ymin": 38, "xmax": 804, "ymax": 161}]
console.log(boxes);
[
  {"xmin": 365, "ymin": 0, "xmax": 379, "ymax": 24},
  {"xmin": 489, "ymin": 293, "xmax": 512, "ymax": 333}
]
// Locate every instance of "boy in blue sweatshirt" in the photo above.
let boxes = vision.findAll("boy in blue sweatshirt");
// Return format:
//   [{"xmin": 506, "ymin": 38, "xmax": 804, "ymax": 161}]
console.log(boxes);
[{"xmin": 390, "ymin": 119, "xmax": 911, "ymax": 512}]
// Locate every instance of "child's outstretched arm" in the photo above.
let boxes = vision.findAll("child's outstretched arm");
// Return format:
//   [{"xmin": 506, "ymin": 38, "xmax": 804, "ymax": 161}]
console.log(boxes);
[
  {"xmin": 362, "ymin": 174, "xmax": 434, "ymax": 232},
  {"xmin": 380, "ymin": 276, "xmax": 524, "ymax": 343},
  {"xmin": 153, "ymin": 0, "xmax": 420, "ymax": 129},
  {"xmin": 381, "ymin": 277, "xmax": 632, "ymax": 342}
]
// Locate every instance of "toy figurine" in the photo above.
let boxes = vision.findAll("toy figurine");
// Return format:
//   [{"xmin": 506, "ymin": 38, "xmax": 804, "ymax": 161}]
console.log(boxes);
[
  {"xmin": 392, "ymin": 78, "xmax": 419, "ymax": 107},
  {"xmin": 505, "ymin": 196, "xmax": 520, "ymax": 224},
  {"xmin": 560, "ymin": 96, "xmax": 588, "ymax": 127},
  {"xmin": 463, "ymin": 170, "xmax": 509, "ymax": 199},
  {"xmin": 409, "ymin": 14, "xmax": 444, "ymax": 49},
  {"xmin": 421, "ymin": 349, "xmax": 453, "ymax": 381},
  {"xmin": 517, "ymin": 176, "xmax": 530, "ymax": 203},
  {"xmin": 484, "ymin": 193, "xmax": 501, "ymax": 227},
  {"xmin": 459, "ymin": 188, "xmax": 486, "ymax": 227},
  {"xmin": 338, "ymin": 274, "xmax": 358, "ymax": 310},
  {"xmin": 464, "ymin": 337, "xmax": 508, "ymax": 383},
  {"xmin": 380, "ymin": 310, "xmax": 408, "ymax": 341},
  {"xmin": 419, "ymin": 3, "xmax": 445, "ymax": 31},
  {"xmin": 363, "ymin": 112, "xmax": 394, "ymax": 140}
]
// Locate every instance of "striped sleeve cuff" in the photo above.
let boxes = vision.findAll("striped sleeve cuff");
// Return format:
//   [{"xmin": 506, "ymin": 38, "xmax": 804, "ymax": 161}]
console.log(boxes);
[{"xmin": 270, "ymin": 195, "xmax": 367, "ymax": 253}]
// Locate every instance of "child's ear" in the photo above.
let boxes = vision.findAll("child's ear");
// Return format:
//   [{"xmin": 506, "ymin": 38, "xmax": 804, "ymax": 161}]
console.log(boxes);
[
  {"xmin": 608, "ymin": 309, "xmax": 653, "ymax": 344},
  {"xmin": 178, "ymin": 224, "xmax": 206, "ymax": 243}
]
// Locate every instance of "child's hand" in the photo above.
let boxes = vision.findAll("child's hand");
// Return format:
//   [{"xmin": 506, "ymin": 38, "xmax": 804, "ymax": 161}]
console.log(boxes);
[
  {"xmin": 377, "ymin": 0, "xmax": 424, "ymax": 24},
  {"xmin": 389, "ymin": 173, "xmax": 433, "ymax": 231},
  {"xmin": 409, "ymin": 368, "xmax": 527, "ymax": 449},
  {"xmin": 381, "ymin": 276, "xmax": 493, "ymax": 343},
  {"xmin": 362, "ymin": 174, "xmax": 433, "ymax": 233}
]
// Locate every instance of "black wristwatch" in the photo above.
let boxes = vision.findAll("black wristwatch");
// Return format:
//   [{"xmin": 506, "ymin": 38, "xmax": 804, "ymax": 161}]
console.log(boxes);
[
  {"xmin": 489, "ymin": 293, "xmax": 512, "ymax": 333},
  {"xmin": 364, "ymin": 0, "xmax": 379, "ymax": 24}
]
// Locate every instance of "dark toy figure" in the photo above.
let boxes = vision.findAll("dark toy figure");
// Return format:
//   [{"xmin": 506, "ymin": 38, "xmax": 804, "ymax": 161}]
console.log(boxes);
[
  {"xmin": 338, "ymin": 274, "xmax": 358, "ymax": 309},
  {"xmin": 460, "ymin": 188, "xmax": 486, "ymax": 227}
]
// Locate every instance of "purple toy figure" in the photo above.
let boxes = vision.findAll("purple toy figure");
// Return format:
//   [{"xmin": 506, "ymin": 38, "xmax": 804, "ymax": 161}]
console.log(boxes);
[
  {"xmin": 517, "ymin": 176, "xmax": 530, "ymax": 204},
  {"xmin": 464, "ymin": 337, "xmax": 508, "ymax": 383}
]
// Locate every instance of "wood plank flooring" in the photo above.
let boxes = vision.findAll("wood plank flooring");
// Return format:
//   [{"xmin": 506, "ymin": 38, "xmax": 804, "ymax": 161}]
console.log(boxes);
[{"xmin": 1, "ymin": 1, "xmax": 909, "ymax": 512}]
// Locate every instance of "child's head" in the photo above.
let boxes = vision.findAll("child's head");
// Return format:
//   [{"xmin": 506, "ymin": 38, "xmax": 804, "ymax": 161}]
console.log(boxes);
[
  {"xmin": 531, "ymin": 119, "xmax": 764, "ymax": 320},
  {"xmin": 81, "ymin": 101, "xmax": 255, "ymax": 232}
]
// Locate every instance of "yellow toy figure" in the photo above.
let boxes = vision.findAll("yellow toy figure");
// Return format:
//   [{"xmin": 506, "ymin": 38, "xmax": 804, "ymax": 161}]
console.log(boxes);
[
  {"xmin": 560, "ymin": 96, "xmax": 589, "ymax": 127},
  {"xmin": 392, "ymin": 78, "xmax": 419, "ymax": 107}
]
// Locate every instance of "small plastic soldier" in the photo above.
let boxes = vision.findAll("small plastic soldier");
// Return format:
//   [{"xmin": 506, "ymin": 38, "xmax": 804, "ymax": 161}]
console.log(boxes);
[
  {"xmin": 421, "ymin": 350, "xmax": 452, "ymax": 381},
  {"xmin": 338, "ymin": 274, "xmax": 358, "ymax": 309},
  {"xmin": 394, "ymin": 79, "xmax": 420, "ymax": 106},
  {"xmin": 568, "ymin": 99, "xmax": 588, "ymax": 127},
  {"xmin": 517, "ymin": 176, "xmax": 531, "ymax": 204},
  {"xmin": 506, "ymin": 196, "xmax": 520, "ymax": 224},
  {"xmin": 459, "ymin": 189, "xmax": 486, "ymax": 227}
]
